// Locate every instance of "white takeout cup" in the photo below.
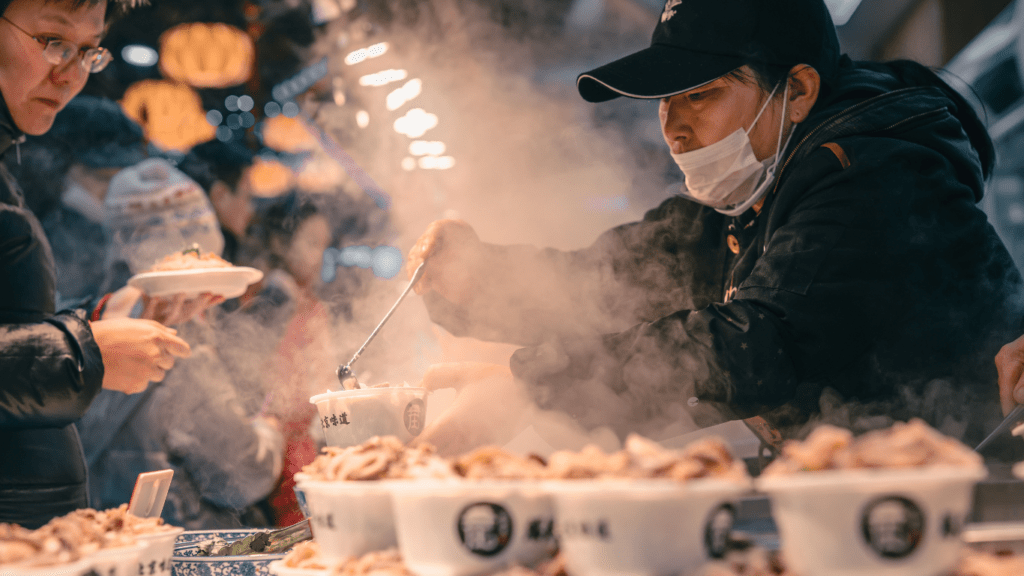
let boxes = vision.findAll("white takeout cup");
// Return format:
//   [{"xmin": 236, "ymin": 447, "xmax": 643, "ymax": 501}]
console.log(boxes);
[
  {"xmin": 309, "ymin": 388, "xmax": 428, "ymax": 448},
  {"xmin": 88, "ymin": 543, "xmax": 146, "ymax": 576},
  {"xmin": 296, "ymin": 479, "xmax": 398, "ymax": 560},
  {"xmin": 134, "ymin": 526, "xmax": 184, "ymax": 576},
  {"xmin": 545, "ymin": 478, "xmax": 751, "ymax": 576},
  {"xmin": 758, "ymin": 466, "xmax": 986, "ymax": 576},
  {"xmin": 389, "ymin": 480, "xmax": 556, "ymax": 576},
  {"xmin": 0, "ymin": 558, "xmax": 94, "ymax": 576}
]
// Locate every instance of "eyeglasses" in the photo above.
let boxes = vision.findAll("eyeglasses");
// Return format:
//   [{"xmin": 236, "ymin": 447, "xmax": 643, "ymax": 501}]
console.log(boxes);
[{"xmin": 1, "ymin": 15, "xmax": 111, "ymax": 73}]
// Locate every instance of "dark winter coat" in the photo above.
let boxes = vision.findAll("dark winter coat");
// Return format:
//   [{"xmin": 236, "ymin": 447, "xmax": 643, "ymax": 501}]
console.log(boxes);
[
  {"xmin": 0, "ymin": 99, "xmax": 105, "ymax": 528},
  {"xmin": 422, "ymin": 58, "xmax": 1024, "ymax": 449}
]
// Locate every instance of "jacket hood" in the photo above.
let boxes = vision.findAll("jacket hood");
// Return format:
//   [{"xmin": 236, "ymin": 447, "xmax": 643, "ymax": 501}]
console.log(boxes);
[
  {"xmin": 0, "ymin": 92, "xmax": 23, "ymax": 160},
  {"xmin": 785, "ymin": 56, "xmax": 994, "ymax": 202}
]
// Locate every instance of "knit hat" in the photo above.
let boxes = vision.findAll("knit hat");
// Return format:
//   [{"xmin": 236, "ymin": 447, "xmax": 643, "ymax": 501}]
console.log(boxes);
[{"xmin": 104, "ymin": 158, "xmax": 224, "ymax": 275}]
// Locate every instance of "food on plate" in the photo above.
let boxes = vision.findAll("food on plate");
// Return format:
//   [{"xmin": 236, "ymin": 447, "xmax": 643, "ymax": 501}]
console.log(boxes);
[
  {"xmin": 301, "ymin": 436, "xmax": 455, "ymax": 481},
  {"xmin": 545, "ymin": 434, "xmax": 749, "ymax": 482},
  {"xmin": 761, "ymin": 419, "xmax": 982, "ymax": 475},
  {"xmin": 145, "ymin": 244, "xmax": 232, "ymax": 272},
  {"xmin": 0, "ymin": 504, "xmax": 169, "ymax": 567}
]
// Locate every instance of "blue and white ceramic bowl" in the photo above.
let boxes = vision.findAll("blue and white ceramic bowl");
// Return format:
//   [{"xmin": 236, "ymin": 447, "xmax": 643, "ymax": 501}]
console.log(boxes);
[{"xmin": 172, "ymin": 530, "xmax": 286, "ymax": 576}]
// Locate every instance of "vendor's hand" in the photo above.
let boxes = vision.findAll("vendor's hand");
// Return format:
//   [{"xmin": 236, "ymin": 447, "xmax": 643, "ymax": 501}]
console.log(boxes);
[
  {"xmin": 406, "ymin": 219, "xmax": 482, "ymax": 304},
  {"xmin": 413, "ymin": 362, "xmax": 533, "ymax": 456},
  {"xmin": 91, "ymin": 318, "xmax": 192, "ymax": 394},
  {"xmin": 996, "ymin": 333, "xmax": 1024, "ymax": 416}
]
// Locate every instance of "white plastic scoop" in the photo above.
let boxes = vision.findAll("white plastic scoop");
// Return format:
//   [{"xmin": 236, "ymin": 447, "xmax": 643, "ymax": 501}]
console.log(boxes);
[{"xmin": 127, "ymin": 469, "xmax": 173, "ymax": 518}]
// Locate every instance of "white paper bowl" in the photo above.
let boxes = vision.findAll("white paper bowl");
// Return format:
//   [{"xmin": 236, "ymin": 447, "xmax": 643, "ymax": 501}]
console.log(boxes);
[
  {"xmin": 295, "ymin": 480, "xmax": 398, "ymax": 560},
  {"xmin": 544, "ymin": 478, "xmax": 751, "ymax": 576},
  {"xmin": 135, "ymin": 526, "xmax": 185, "ymax": 576},
  {"xmin": 0, "ymin": 559, "xmax": 94, "ymax": 576},
  {"xmin": 89, "ymin": 543, "xmax": 147, "ymax": 576},
  {"xmin": 758, "ymin": 466, "xmax": 986, "ymax": 576},
  {"xmin": 309, "ymin": 388, "xmax": 428, "ymax": 448},
  {"xmin": 388, "ymin": 480, "xmax": 556, "ymax": 576}
]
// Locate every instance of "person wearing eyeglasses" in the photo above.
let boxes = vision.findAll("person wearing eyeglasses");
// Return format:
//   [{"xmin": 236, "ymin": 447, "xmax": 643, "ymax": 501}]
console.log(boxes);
[{"xmin": 0, "ymin": 0, "xmax": 193, "ymax": 528}]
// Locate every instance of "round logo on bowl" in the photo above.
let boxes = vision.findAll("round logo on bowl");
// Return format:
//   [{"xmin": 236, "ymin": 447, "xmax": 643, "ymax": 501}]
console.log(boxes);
[
  {"xmin": 404, "ymin": 398, "xmax": 425, "ymax": 436},
  {"xmin": 860, "ymin": 496, "xmax": 926, "ymax": 559},
  {"xmin": 457, "ymin": 502, "xmax": 513, "ymax": 557},
  {"xmin": 704, "ymin": 503, "xmax": 736, "ymax": 559}
]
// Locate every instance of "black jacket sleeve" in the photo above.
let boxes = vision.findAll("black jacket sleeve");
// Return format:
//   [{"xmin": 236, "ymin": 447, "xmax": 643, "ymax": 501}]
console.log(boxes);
[
  {"xmin": 422, "ymin": 198, "xmax": 726, "ymax": 346},
  {"xmin": 514, "ymin": 136, "xmax": 1014, "ymax": 437},
  {"xmin": 0, "ymin": 204, "xmax": 104, "ymax": 429}
]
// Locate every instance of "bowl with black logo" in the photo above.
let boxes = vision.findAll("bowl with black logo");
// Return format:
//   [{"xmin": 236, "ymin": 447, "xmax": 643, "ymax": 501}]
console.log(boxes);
[
  {"xmin": 387, "ymin": 480, "xmax": 557, "ymax": 576},
  {"xmin": 292, "ymin": 479, "xmax": 399, "ymax": 561},
  {"xmin": 757, "ymin": 466, "xmax": 985, "ymax": 576},
  {"xmin": 542, "ymin": 477, "xmax": 751, "ymax": 576},
  {"xmin": 136, "ymin": 526, "xmax": 185, "ymax": 576},
  {"xmin": 309, "ymin": 388, "xmax": 428, "ymax": 449}
]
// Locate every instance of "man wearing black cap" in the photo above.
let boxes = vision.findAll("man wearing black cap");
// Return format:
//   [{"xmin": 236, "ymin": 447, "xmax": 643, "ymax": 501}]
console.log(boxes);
[{"xmin": 408, "ymin": 0, "xmax": 1024, "ymax": 455}]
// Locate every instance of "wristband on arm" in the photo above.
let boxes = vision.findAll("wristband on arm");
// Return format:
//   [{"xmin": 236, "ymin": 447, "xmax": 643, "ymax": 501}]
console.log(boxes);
[{"xmin": 91, "ymin": 292, "xmax": 114, "ymax": 322}]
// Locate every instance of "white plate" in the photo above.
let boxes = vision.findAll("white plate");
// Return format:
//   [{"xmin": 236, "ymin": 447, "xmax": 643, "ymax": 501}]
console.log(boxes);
[{"xmin": 128, "ymin": 267, "xmax": 263, "ymax": 298}]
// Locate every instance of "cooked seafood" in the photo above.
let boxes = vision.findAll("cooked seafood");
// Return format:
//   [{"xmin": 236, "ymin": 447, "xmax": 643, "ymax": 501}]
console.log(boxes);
[
  {"xmin": 301, "ymin": 436, "xmax": 454, "ymax": 481},
  {"xmin": 545, "ymin": 434, "xmax": 749, "ymax": 482},
  {"xmin": 762, "ymin": 419, "xmax": 982, "ymax": 475},
  {"xmin": 0, "ymin": 504, "xmax": 170, "ymax": 567}
]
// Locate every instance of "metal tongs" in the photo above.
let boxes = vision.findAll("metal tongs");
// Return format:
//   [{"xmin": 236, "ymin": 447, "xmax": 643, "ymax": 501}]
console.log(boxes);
[
  {"xmin": 175, "ymin": 518, "xmax": 313, "ymax": 556},
  {"xmin": 975, "ymin": 404, "xmax": 1024, "ymax": 453},
  {"xmin": 336, "ymin": 261, "xmax": 426, "ymax": 388}
]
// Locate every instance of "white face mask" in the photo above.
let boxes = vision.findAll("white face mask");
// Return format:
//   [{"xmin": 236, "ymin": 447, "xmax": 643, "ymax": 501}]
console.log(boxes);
[{"xmin": 671, "ymin": 81, "xmax": 794, "ymax": 216}]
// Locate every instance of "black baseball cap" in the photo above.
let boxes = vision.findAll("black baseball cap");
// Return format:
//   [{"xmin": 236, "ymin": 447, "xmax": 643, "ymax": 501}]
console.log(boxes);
[{"xmin": 577, "ymin": 0, "xmax": 841, "ymax": 102}]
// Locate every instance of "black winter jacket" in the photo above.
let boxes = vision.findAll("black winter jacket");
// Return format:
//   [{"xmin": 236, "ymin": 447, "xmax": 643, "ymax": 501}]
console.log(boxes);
[
  {"xmin": 422, "ymin": 59, "xmax": 1024, "ymax": 449},
  {"xmin": 0, "ymin": 99, "xmax": 105, "ymax": 528}
]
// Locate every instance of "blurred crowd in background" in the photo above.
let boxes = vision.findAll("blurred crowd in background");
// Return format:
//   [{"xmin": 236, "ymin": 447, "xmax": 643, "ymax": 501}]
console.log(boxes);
[{"xmin": 0, "ymin": 0, "xmax": 672, "ymax": 531}]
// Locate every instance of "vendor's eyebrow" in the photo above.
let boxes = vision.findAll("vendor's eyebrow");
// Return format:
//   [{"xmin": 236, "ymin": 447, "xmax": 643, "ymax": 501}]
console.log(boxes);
[{"xmin": 37, "ymin": 13, "xmax": 104, "ymax": 40}]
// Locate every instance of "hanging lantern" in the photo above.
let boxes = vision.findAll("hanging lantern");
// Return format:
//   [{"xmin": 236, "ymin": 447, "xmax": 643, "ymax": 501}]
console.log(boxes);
[
  {"xmin": 120, "ymin": 80, "xmax": 216, "ymax": 152},
  {"xmin": 245, "ymin": 158, "xmax": 295, "ymax": 198},
  {"xmin": 262, "ymin": 115, "xmax": 320, "ymax": 153},
  {"xmin": 159, "ymin": 22, "xmax": 255, "ymax": 88}
]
